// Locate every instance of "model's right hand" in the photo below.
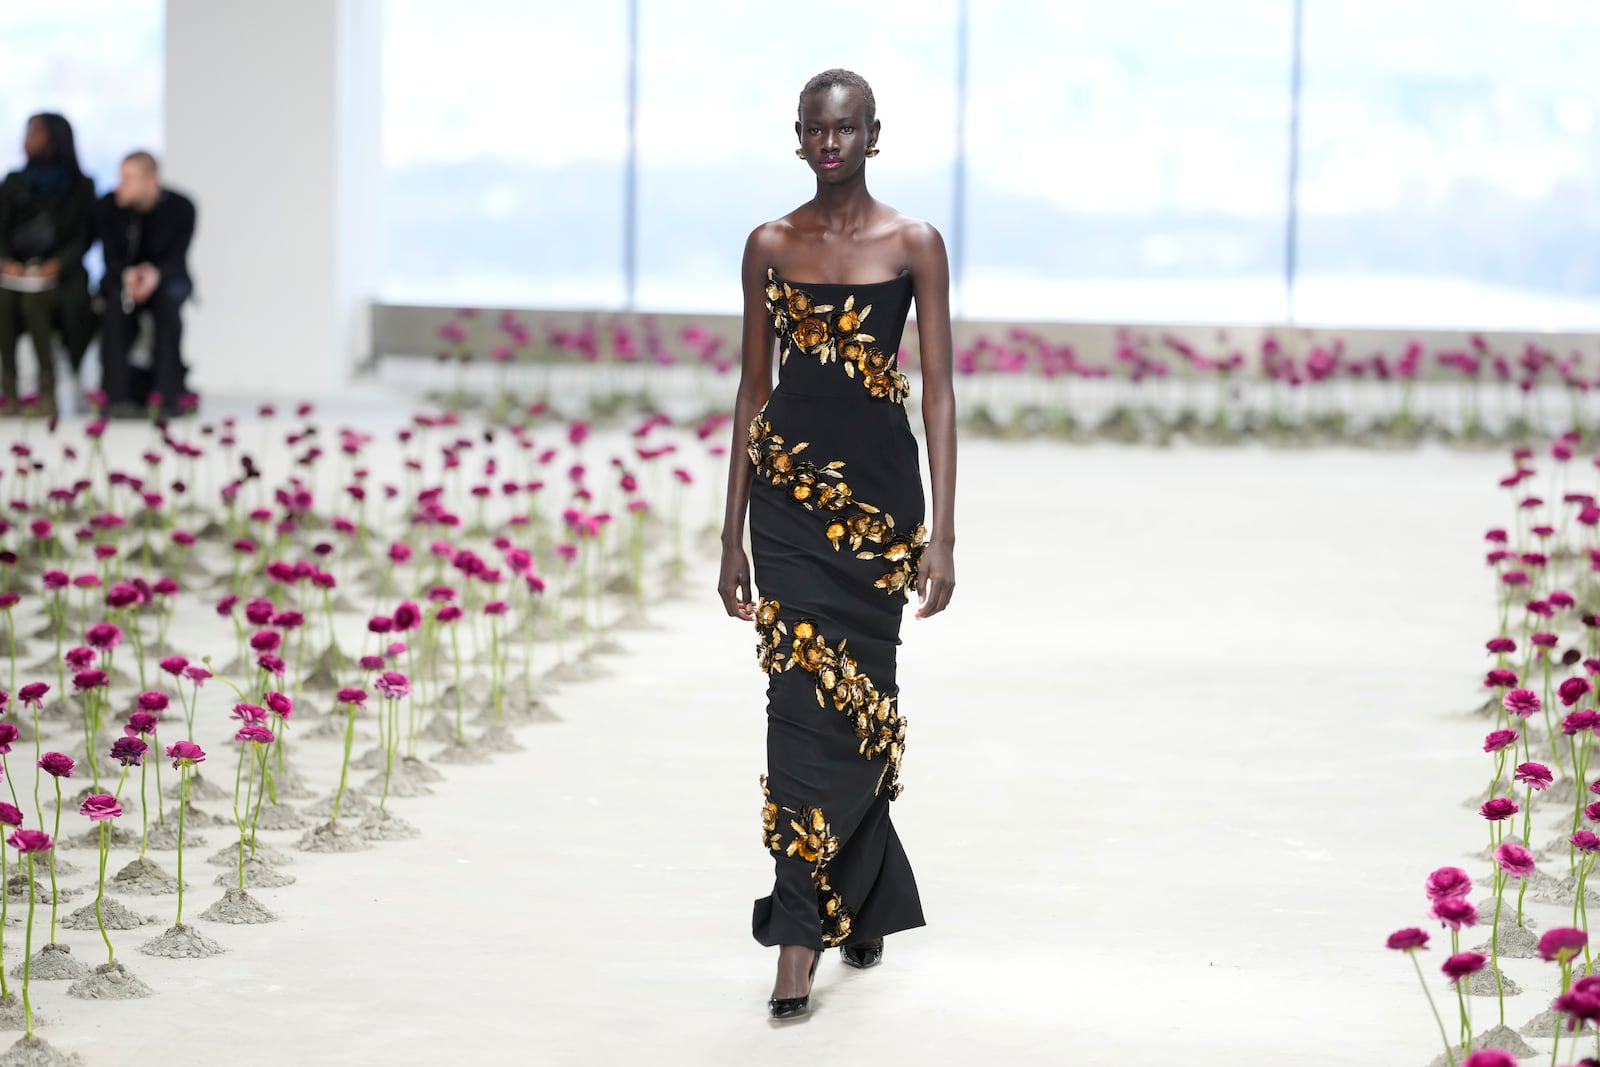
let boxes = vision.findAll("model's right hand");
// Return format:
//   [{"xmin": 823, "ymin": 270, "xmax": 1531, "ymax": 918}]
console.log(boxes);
[
  {"xmin": 0, "ymin": 260, "xmax": 22, "ymax": 277},
  {"xmin": 718, "ymin": 544, "xmax": 755, "ymax": 620}
]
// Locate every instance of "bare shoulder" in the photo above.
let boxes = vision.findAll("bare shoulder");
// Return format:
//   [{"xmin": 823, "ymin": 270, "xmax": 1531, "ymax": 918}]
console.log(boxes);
[{"xmin": 891, "ymin": 213, "xmax": 946, "ymax": 259}]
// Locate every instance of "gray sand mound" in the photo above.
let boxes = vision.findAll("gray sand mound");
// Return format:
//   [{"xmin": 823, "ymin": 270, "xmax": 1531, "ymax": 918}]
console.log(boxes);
[
  {"xmin": 431, "ymin": 739, "xmax": 491, "ymax": 765},
  {"xmin": 204, "ymin": 840, "xmax": 293, "ymax": 868},
  {"xmin": 359, "ymin": 811, "xmax": 419, "ymax": 842},
  {"xmin": 67, "ymin": 960, "xmax": 154, "ymax": 1000},
  {"xmin": 252, "ymin": 802, "xmax": 311, "ymax": 830},
  {"xmin": 476, "ymin": 724, "xmax": 525, "ymax": 753},
  {"xmin": 60, "ymin": 825, "xmax": 137, "ymax": 851},
  {"xmin": 164, "ymin": 771, "xmax": 231, "ymax": 802},
  {"xmin": 144, "ymin": 824, "xmax": 209, "ymax": 851},
  {"xmin": 213, "ymin": 858, "xmax": 296, "ymax": 889},
  {"xmin": 0, "ymin": 1035, "xmax": 83, "ymax": 1065},
  {"xmin": 163, "ymin": 801, "xmax": 228, "ymax": 828},
  {"xmin": 10, "ymin": 943, "xmax": 90, "ymax": 982},
  {"xmin": 298, "ymin": 821, "xmax": 371, "ymax": 853},
  {"xmin": 1459, "ymin": 964, "xmax": 1521, "ymax": 997},
  {"xmin": 0, "ymin": 994, "xmax": 43, "ymax": 1033},
  {"xmin": 1521, "ymin": 1007, "xmax": 1600, "ymax": 1037},
  {"xmin": 199, "ymin": 887, "xmax": 277, "ymax": 925},
  {"xmin": 1428, "ymin": 1023, "xmax": 1538, "ymax": 1067},
  {"xmin": 302, "ymin": 789, "xmax": 372, "ymax": 820},
  {"xmin": 61, "ymin": 897, "xmax": 159, "ymax": 930},
  {"xmin": 112, "ymin": 856, "xmax": 180, "ymax": 896},
  {"xmin": 1470, "ymin": 922, "xmax": 1542, "ymax": 958},
  {"xmin": 359, "ymin": 769, "xmax": 432, "ymax": 798},
  {"xmin": 138, "ymin": 923, "xmax": 224, "ymax": 959}
]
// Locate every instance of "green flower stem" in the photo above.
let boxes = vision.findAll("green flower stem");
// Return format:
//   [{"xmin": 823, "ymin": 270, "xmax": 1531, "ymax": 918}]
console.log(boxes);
[
  {"xmin": 138, "ymin": 757, "xmax": 149, "ymax": 860},
  {"xmin": 1488, "ymin": 749, "xmax": 1507, "ymax": 800},
  {"xmin": 380, "ymin": 698, "xmax": 399, "ymax": 811},
  {"xmin": 331, "ymin": 704, "xmax": 357, "ymax": 824},
  {"xmin": 1492, "ymin": 870, "xmax": 1506, "ymax": 1024},
  {"xmin": 1410, "ymin": 950, "xmax": 1457, "ymax": 1067},
  {"xmin": 4, "ymin": 610, "xmax": 14, "ymax": 694},
  {"xmin": 451, "ymin": 624, "xmax": 465, "ymax": 742},
  {"xmin": 247, "ymin": 747, "xmax": 269, "ymax": 853},
  {"xmin": 1517, "ymin": 873, "xmax": 1530, "ymax": 927},
  {"xmin": 152, "ymin": 732, "xmax": 165, "ymax": 827},
  {"xmin": 1554, "ymin": 960, "xmax": 1574, "ymax": 1067},
  {"xmin": 48, "ymin": 779, "xmax": 62, "ymax": 943},
  {"xmin": 490, "ymin": 618, "xmax": 503, "ymax": 723},
  {"xmin": 0, "ymin": 755, "xmax": 16, "ymax": 817},
  {"xmin": 0, "ymin": 847, "xmax": 9, "ymax": 999},
  {"xmin": 237, "ymin": 744, "xmax": 259, "ymax": 889},
  {"xmin": 1452, "ymin": 929, "xmax": 1471, "ymax": 1050},
  {"xmin": 95, "ymin": 821, "xmax": 112, "ymax": 963},
  {"xmin": 1522, "ymin": 783, "xmax": 1535, "ymax": 846},
  {"xmin": 22, "ymin": 853, "xmax": 37, "ymax": 1037},
  {"xmin": 175, "ymin": 763, "xmax": 189, "ymax": 926}
]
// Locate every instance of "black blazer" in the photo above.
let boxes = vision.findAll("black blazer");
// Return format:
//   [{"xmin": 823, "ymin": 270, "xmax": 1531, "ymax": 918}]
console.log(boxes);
[{"xmin": 96, "ymin": 188, "xmax": 196, "ymax": 291}]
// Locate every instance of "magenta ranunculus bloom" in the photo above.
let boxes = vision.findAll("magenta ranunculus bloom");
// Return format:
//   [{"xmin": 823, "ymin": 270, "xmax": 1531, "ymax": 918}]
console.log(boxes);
[
  {"xmin": 1486, "ymin": 637, "xmax": 1517, "ymax": 654},
  {"xmin": 235, "ymin": 725, "xmax": 275, "ymax": 745},
  {"xmin": 166, "ymin": 740, "xmax": 206, "ymax": 768},
  {"xmin": 85, "ymin": 622, "xmax": 123, "ymax": 649},
  {"xmin": 436, "ymin": 604, "xmax": 463, "ymax": 623},
  {"xmin": 1574, "ymin": 831, "xmax": 1600, "ymax": 853},
  {"xmin": 485, "ymin": 601, "xmax": 508, "ymax": 616},
  {"xmin": 1503, "ymin": 688, "xmax": 1541, "ymax": 717},
  {"xmin": 1514, "ymin": 762, "xmax": 1553, "ymax": 790},
  {"xmin": 18, "ymin": 682, "xmax": 49, "ymax": 707},
  {"xmin": 1485, "ymin": 669, "xmax": 1520, "ymax": 689},
  {"xmin": 272, "ymin": 611, "xmax": 305, "ymax": 630},
  {"xmin": 184, "ymin": 665, "xmax": 212, "ymax": 686},
  {"xmin": 244, "ymin": 598, "xmax": 275, "ymax": 625},
  {"xmin": 1386, "ymin": 927, "xmax": 1430, "ymax": 952},
  {"xmin": 1480, "ymin": 798, "xmax": 1519, "ymax": 822},
  {"xmin": 159, "ymin": 655, "xmax": 189, "ymax": 676},
  {"xmin": 72, "ymin": 669, "xmax": 109, "ymax": 692},
  {"xmin": 1551, "ymin": 590, "xmax": 1578, "ymax": 609},
  {"xmin": 388, "ymin": 542, "xmax": 412, "ymax": 565},
  {"xmin": 1560, "ymin": 677, "xmax": 1595, "ymax": 706},
  {"xmin": 1586, "ymin": 801, "xmax": 1600, "ymax": 824},
  {"xmin": 367, "ymin": 615, "xmax": 394, "ymax": 634},
  {"xmin": 230, "ymin": 704, "xmax": 268, "ymax": 725},
  {"xmin": 386, "ymin": 641, "xmax": 407, "ymax": 658},
  {"xmin": 1483, "ymin": 728, "xmax": 1519, "ymax": 753},
  {"xmin": 215, "ymin": 594, "xmax": 239, "ymax": 617},
  {"xmin": 7, "ymin": 829, "xmax": 53, "ymax": 853},
  {"xmin": 1532, "ymin": 632, "xmax": 1560, "ymax": 648},
  {"xmin": 63, "ymin": 646, "xmax": 96, "ymax": 670},
  {"xmin": 393, "ymin": 601, "xmax": 421, "ymax": 631},
  {"xmin": 265, "ymin": 691, "xmax": 292, "ymax": 719},
  {"xmin": 110, "ymin": 736, "xmax": 147, "ymax": 766},
  {"xmin": 1493, "ymin": 842, "xmax": 1537, "ymax": 878},
  {"xmin": 249, "ymin": 629, "xmax": 282, "ymax": 653},
  {"xmin": 1538, "ymin": 927, "xmax": 1589, "ymax": 963},
  {"xmin": 1459, "ymin": 1051, "xmax": 1516, "ymax": 1067},
  {"xmin": 256, "ymin": 654, "xmax": 286, "ymax": 677},
  {"xmin": 1563, "ymin": 710, "xmax": 1600, "ymax": 735},
  {"xmin": 0, "ymin": 722, "xmax": 18, "ymax": 754},
  {"xmin": 1432, "ymin": 897, "xmax": 1479, "ymax": 930},
  {"xmin": 79, "ymin": 793, "xmax": 122, "ymax": 821},
  {"xmin": 137, "ymin": 690, "xmax": 169, "ymax": 713},
  {"xmin": 38, "ymin": 752, "xmax": 74, "ymax": 778},
  {"xmin": 1554, "ymin": 988, "xmax": 1600, "ymax": 1031},
  {"xmin": 1441, "ymin": 951, "xmax": 1487, "ymax": 983},
  {"xmin": 375, "ymin": 671, "xmax": 411, "ymax": 700},
  {"xmin": 0, "ymin": 802, "xmax": 21, "ymax": 827},
  {"xmin": 1425, "ymin": 867, "xmax": 1474, "ymax": 902},
  {"xmin": 358, "ymin": 655, "xmax": 384, "ymax": 671},
  {"xmin": 336, "ymin": 687, "xmax": 368, "ymax": 706}
]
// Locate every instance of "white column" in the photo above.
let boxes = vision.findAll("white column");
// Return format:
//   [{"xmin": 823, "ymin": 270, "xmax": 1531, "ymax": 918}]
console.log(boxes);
[{"xmin": 163, "ymin": 0, "xmax": 382, "ymax": 400}]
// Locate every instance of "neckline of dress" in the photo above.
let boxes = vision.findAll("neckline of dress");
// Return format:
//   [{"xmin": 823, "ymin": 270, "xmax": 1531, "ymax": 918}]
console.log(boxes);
[{"xmin": 771, "ymin": 268, "xmax": 911, "ymax": 289}]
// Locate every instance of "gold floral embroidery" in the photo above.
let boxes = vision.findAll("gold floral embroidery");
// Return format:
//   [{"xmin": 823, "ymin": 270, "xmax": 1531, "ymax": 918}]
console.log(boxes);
[
  {"xmin": 747, "ymin": 415, "xmax": 927, "ymax": 596},
  {"xmin": 753, "ymin": 598, "xmax": 907, "ymax": 801},
  {"xmin": 765, "ymin": 269, "xmax": 908, "ymax": 404},
  {"xmin": 759, "ymin": 776, "xmax": 855, "ymax": 946}
]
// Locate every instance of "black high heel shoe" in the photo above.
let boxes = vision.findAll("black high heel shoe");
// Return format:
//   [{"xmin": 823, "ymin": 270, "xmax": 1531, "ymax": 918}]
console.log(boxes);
[
  {"xmin": 767, "ymin": 947, "xmax": 824, "ymax": 1020},
  {"xmin": 839, "ymin": 937, "xmax": 883, "ymax": 969}
]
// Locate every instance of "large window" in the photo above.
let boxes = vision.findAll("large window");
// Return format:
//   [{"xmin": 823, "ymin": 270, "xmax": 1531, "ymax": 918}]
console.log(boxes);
[{"xmin": 1296, "ymin": 0, "xmax": 1600, "ymax": 329}]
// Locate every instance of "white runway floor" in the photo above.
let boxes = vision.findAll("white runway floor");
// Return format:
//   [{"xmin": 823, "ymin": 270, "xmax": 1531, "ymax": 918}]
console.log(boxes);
[{"xmin": 37, "ymin": 436, "xmax": 1511, "ymax": 1066}]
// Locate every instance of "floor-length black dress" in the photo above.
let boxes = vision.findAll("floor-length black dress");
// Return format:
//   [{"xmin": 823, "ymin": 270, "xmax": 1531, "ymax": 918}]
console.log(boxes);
[{"xmin": 749, "ymin": 267, "xmax": 928, "ymax": 949}]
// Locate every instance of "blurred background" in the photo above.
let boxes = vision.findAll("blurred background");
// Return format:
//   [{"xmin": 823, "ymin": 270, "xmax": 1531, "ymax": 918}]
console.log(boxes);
[{"xmin": 2, "ymin": 0, "xmax": 1597, "ymax": 400}]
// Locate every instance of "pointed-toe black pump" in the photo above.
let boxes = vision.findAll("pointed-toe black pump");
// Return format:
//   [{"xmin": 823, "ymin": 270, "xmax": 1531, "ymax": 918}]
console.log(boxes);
[
  {"xmin": 768, "ymin": 947, "xmax": 824, "ymax": 1020},
  {"xmin": 839, "ymin": 937, "xmax": 883, "ymax": 969}
]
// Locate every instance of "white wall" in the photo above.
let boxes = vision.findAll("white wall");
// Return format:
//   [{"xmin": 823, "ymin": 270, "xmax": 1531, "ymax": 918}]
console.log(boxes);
[{"xmin": 163, "ymin": 0, "xmax": 381, "ymax": 400}]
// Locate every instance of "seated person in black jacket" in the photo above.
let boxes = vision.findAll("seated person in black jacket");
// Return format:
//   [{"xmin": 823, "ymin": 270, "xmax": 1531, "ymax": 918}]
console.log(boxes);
[
  {"xmin": 96, "ymin": 150, "xmax": 196, "ymax": 418},
  {"xmin": 0, "ymin": 113, "xmax": 96, "ymax": 416}
]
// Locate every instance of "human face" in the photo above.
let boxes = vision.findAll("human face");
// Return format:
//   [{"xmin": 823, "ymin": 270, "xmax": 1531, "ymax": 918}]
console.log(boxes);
[
  {"xmin": 22, "ymin": 118, "xmax": 50, "ymax": 163},
  {"xmin": 116, "ymin": 160, "xmax": 160, "ymax": 211},
  {"xmin": 795, "ymin": 86, "xmax": 877, "ymax": 182}
]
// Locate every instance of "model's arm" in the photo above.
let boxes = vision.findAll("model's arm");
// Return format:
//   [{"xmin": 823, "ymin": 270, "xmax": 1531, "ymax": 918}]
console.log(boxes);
[
  {"xmin": 717, "ymin": 225, "xmax": 779, "ymax": 621},
  {"xmin": 906, "ymin": 221, "xmax": 957, "ymax": 618}
]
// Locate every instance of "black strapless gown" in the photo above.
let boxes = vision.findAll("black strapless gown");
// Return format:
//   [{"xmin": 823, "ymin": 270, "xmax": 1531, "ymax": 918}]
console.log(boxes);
[{"xmin": 748, "ymin": 267, "xmax": 928, "ymax": 949}]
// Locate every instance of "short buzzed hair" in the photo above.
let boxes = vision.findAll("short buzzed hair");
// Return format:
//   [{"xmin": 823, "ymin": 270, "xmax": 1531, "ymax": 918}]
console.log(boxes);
[
  {"xmin": 798, "ymin": 69, "xmax": 876, "ymax": 126},
  {"xmin": 122, "ymin": 150, "xmax": 159, "ymax": 174}
]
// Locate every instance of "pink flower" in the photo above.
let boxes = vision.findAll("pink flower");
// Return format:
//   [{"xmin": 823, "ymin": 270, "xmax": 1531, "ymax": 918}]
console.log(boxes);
[
  {"xmin": 235, "ymin": 725, "xmax": 275, "ymax": 745},
  {"xmin": 244, "ymin": 598, "xmax": 275, "ymax": 625},
  {"xmin": 264, "ymin": 691, "xmax": 292, "ymax": 720},
  {"xmin": 1539, "ymin": 927, "xmax": 1589, "ymax": 962},
  {"xmin": 1493, "ymin": 842, "xmax": 1537, "ymax": 878},
  {"xmin": 165, "ymin": 740, "xmax": 206, "ymax": 768},
  {"xmin": 72, "ymin": 669, "xmax": 108, "ymax": 691},
  {"xmin": 1532, "ymin": 632, "xmax": 1560, "ymax": 648},
  {"xmin": 79, "ymin": 794, "xmax": 122, "ymax": 821},
  {"xmin": 1483, "ymin": 728, "xmax": 1519, "ymax": 753},
  {"xmin": 256, "ymin": 654, "xmax": 285, "ymax": 677},
  {"xmin": 1485, "ymin": 669, "xmax": 1519, "ymax": 689},
  {"xmin": 64, "ymin": 646, "xmax": 95, "ymax": 670},
  {"xmin": 104, "ymin": 581, "xmax": 143, "ymax": 609},
  {"xmin": 1503, "ymin": 688, "xmax": 1540, "ymax": 717},
  {"xmin": 0, "ymin": 803, "xmax": 21, "ymax": 827},
  {"xmin": 137, "ymin": 691, "xmax": 169, "ymax": 713},
  {"xmin": 125, "ymin": 711, "xmax": 158, "ymax": 736},
  {"xmin": 1425, "ymin": 867, "xmax": 1474, "ymax": 901},
  {"xmin": 375, "ymin": 672, "xmax": 410, "ymax": 700},
  {"xmin": 1460, "ymin": 1051, "xmax": 1516, "ymax": 1067},
  {"xmin": 230, "ymin": 704, "xmax": 269, "ymax": 725},
  {"xmin": 359, "ymin": 655, "xmax": 385, "ymax": 671},
  {"xmin": 1441, "ymin": 951, "xmax": 1486, "ymax": 983},
  {"xmin": 1586, "ymin": 801, "xmax": 1600, "ymax": 824},
  {"xmin": 1574, "ymin": 831, "xmax": 1600, "ymax": 853},
  {"xmin": 336, "ymin": 687, "xmax": 368, "ymax": 706},
  {"xmin": 436, "ymin": 605, "xmax": 463, "ymax": 623},
  {"xmin": 388, "ymin": 543, "xmax": 412, "ymax": 565},
  {"xmin": 1431, "ymin": 897, "xmax": 1479, "ymax": 930},
  {"xmin": 183, "ymin": 666, "xmax": 211, "ymax": 686},
  {"xmin": 1561, "ymin": 677, "xmax": 1594, "ymax": 706},
  {"xmin": 1554, "ymin": 988, "xmax": 1600, "ymax": 1031},
  {"xmin": 0, "ymin": 723, "xmax": 16, "ymax": 754},
  {"xmin": 37, "ymin": 752, "xmax": 74, "ymax": 778},
  {"xmin": 110, "ymin": 737, "xmax": 147, "ymax": 766},
  {"xmin": 367, "ymin": 615, "xmax": 394, "ymax": 634},
  {"xmin": 1514, "ymin": 762, "xmax": 1553, "ymax": 790},
  {"xmin": 159, "ymin": 655, "xmax": 189, "ymax": 676},
  {"xmin": 7, "ymin": 830, "xmax": 53, "ymax": 853},
  {"xmin": 1564, "ymin": 710, "xmax": 1600, "ymax": 735},
  {"xmin": 1480, "ymin": 797, "xmax": 1519, "ymax": 821},
  {"xmin": 249, "ymin": 629, "xmax": 282, "ymax": 653},
  {"xmin": 392, "ymin": 601, "xmax": 421, "ymax": 631},
  {"xmin": 1386, "ymin": 927, "xmax": 1430, "ymax": 951}
]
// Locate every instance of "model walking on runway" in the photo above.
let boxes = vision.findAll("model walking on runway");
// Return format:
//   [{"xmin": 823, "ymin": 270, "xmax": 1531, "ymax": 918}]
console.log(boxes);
[{"xmin": 717, "ymin": 68, "xmax": 958, "ymax": 1021}]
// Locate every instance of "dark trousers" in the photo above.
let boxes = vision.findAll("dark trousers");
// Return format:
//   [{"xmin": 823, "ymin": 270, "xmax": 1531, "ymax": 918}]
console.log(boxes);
[
  {"xmin": 0, "ymin": 287, "xmax": 63, "ymax": 398},
  {"xmin": 101, "ymin": 278, "xmax": 190, "ymax": 407}
]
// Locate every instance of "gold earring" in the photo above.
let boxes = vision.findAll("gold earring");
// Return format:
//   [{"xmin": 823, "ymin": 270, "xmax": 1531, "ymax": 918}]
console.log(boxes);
[
  {"xmin": 866, "ymin": 145, "xmax": 879, "ymax": 157},
  {"xmin": 795, "ymin": 148, "xmax": 805, "ymax": 159}
]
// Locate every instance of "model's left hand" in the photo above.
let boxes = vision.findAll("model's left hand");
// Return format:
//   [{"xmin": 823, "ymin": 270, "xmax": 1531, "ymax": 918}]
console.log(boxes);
[
  {"xmin": 37, "ymin": 259, "xmax": 60, "ymax": 279},
  {"xmin": 914, "ymin": 540, "xmax": 955, "ymax": 619}
]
